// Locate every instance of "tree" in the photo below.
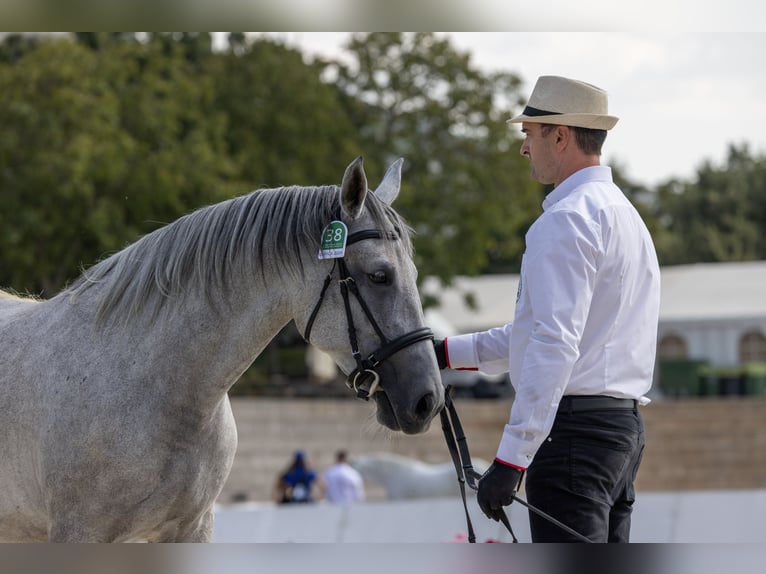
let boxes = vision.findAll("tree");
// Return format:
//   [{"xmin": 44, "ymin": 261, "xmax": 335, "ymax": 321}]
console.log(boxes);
[
  {"xmin": 0, "ymin": 38, "xmax": 131, "ymax": 295},
  {"xmin": 0, "ymin": 33, "xmax": 40, "ymax": 63},
  {"xmin": 213, "ymin": 35, "xmax": 359, "ymax": 189},
  {"xmin": 655, "ymin": 144, "xmax": 764, "ymax": 265},
  {"xmin": 0, "ymin": 35, "xmax": 235, "ymax": 296},
  {"xmin": 104, "ymin": 33, "xmax": 236, "ymax": 230}
]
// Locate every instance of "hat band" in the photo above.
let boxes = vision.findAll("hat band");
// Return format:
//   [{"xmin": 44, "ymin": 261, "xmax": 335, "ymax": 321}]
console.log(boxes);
[{"xmin": 522, "ymin": 105, "xmax": 562, "ymax": 117}]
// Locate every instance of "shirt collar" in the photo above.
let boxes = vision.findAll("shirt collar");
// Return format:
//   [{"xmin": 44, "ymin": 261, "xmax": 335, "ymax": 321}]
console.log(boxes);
[{"xmin": 542, "ymin": 165, "xmax": 613, "ymax": 211}]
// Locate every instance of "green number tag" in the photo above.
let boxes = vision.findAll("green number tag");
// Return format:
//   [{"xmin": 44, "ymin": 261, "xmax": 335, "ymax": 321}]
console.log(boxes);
[{"xmin": 318, "ymin": 220, "xmax": 348, "ymax": 259}]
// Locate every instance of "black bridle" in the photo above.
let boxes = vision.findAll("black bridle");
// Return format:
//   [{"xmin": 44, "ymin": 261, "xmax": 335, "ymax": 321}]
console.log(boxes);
[{"xmin": 303, "ymin": 227, "xmax": 434, "ymax": 400}]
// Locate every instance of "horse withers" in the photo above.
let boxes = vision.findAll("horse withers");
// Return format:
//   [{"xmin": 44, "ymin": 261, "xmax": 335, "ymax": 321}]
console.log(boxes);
[{"xmin": 0, "ymin": 157, "xmax": 443, "ymax": 542}]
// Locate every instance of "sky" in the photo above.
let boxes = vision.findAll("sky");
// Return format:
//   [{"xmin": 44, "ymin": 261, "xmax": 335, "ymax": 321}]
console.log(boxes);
[{"xmin": 252, "ymin": 32, "xmax": 766, "ymax": 188}]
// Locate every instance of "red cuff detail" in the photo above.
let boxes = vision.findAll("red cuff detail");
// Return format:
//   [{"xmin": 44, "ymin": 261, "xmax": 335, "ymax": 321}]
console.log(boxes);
[
  {"xmin": 494, "ymin": 457, "xmax": 527, "ymax": 471},
  {"xmin": 444, "ymin": 337, "xmax": 451, "ymax": 369}
]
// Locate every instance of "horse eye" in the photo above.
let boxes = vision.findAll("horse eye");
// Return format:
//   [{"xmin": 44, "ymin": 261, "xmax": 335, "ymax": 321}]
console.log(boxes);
[{"xmin": 368, "ymin": 270, "xmax": 388, "ymax": 284}]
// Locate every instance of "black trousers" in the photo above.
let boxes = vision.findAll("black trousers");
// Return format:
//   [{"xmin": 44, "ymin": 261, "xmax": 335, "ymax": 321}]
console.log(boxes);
[{"xmin": 524, "ymin": 399, "xmax": 645, "ymax": 543}]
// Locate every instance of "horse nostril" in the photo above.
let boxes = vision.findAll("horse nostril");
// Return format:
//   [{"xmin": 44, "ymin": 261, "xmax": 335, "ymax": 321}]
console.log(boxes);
[{"xmin": 415, "ymin": 391, "xmax": 437, "ymax": 419}]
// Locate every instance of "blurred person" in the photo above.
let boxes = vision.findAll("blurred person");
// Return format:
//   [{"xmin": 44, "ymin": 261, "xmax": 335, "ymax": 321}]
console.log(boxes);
[
  {"xmin": 322, "ymin": 450, "xmax": 365, "ymax": 504},
  {"xmin": 273, "ymin": 450, "xmax": 321, "ymax": 504},
  {"xmin": 433, "ymin": 76, "xmax": 660, "ymax": 542}
]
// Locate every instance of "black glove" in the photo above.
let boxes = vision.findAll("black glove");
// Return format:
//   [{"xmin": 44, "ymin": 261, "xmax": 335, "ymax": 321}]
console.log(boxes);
[
  {"xmin": 433, "ymin": 339, "xmax": 448, "ymax": 369},
  {"xmin": 477, "ymin": 460, "xmax": 524, "ymax": 522}
]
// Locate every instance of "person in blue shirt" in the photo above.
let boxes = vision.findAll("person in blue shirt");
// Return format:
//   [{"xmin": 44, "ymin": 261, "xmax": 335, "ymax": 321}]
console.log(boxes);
[{"xmin": 273, "ymin": 450, "xmax": 321, "ymax": 504}]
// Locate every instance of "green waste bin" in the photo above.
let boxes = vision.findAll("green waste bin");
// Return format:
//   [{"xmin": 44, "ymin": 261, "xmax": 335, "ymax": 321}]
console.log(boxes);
[
  {"xmin": 659, "ymin": 359, "xmax": 708, "ymax": 397},
  {"xmin": 743, "ymin": 362, "xmax": 766, "ymax": 396},
  {"xmin": 696, "ymin": 364, "xmax": 720, "ymax": 396}
]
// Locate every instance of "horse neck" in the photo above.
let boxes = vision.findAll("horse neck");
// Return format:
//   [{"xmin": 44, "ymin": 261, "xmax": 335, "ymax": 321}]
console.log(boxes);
[
  {"xmin": 71, "ymin": 279, "xmax": 295, "ymax": 405},
  {"xmin": 161, "ymin": 287, "xmax": 294, "ymax": 396},
  {"xmin": 61, "ymin": 186, "xmax": 335, "ymax": 403}
]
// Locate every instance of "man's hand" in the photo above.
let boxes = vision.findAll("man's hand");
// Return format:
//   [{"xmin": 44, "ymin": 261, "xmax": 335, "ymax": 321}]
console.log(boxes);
[
  {"xmin": 477, "ymin": 460, "xmax": 524, "ymax": 522},
  {"xmin": 433, "ymin": 339, "xmax": 448, "ymax": 369}
]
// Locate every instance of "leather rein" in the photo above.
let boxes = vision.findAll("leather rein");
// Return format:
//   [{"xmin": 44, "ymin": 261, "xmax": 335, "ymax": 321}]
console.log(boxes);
[
  {"xmin": 440, "ymin": 387, "xmax": 518, "ymax": 543},
  {"xmin": 303, "ymin": 227, "xmax": 434, "ymax": 400},
  {"xmin": 441, "ymin": 386, "xmax": 593, "ymax": 543}
]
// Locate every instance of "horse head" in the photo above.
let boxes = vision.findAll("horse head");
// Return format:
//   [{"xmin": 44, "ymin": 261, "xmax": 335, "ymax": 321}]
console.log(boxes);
[{"xmin": 296, "ymin": 157, "xmax": 444, "ymax": 434}]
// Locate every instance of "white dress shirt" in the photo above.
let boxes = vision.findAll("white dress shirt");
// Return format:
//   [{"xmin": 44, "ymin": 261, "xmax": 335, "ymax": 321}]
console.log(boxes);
[{"xmin": 446, "ymin": 166, "xmax": 660, "ymax": 469}]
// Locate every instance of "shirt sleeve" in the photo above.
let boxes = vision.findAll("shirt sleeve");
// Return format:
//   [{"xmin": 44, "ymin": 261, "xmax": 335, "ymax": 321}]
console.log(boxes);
[{"xmin": 497, "ymin": 209, "xmax": 601, "ymax": 468}]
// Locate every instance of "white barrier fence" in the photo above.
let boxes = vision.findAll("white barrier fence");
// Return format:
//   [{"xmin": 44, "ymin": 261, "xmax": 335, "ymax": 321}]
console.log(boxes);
[{"xmin": 213, "ymin": 489, "xmax": 766, "ymax": 543}]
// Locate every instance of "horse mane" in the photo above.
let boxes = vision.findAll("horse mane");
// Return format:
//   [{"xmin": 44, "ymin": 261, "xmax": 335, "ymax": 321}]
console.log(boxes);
[
  {"xmin": 0, "ymin": 290, "xmax": 23, "ymax": 301},
  {"xmin": 0, "ymin": 289, "xmax": 39, "ymax": 302},
  {"xmin": 68, "ymin": 184, "xmax": 412, "ymax": 324}
]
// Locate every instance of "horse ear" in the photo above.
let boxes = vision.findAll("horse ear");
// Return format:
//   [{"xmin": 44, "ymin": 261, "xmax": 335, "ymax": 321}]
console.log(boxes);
[
  {"xmin": 341, "ymin": 156, "xmax": 368, "ymax": 219},
  {"xmin": 373, "ymin": 158, "xmax": 403, "ymax": 206}
]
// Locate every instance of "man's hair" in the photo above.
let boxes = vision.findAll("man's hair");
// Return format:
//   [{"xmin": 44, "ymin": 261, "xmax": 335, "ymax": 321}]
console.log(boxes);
[{"xmin": 541, "ymin": 124, "xmax": 607, "ymax": 156}]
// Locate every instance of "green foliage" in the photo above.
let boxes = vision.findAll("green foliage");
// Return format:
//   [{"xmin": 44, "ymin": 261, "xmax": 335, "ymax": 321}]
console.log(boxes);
[
  {"xmin": 213, "ymin": 35, "xmax": 359, "ymax": 188},
  {"xmin": 0, "ymin": 33, "xmax": 40, "ymax": 63},
  {"xmin": 0, "ymin": 35, "xmax": 235, "ymax": 296},
  {"xmin": 654, "ymin": 144, "xmax": 766, "ymax": 265},
  {"xmin": 0, "ymin": 39, "xmax": 130, "ymax": 294}
]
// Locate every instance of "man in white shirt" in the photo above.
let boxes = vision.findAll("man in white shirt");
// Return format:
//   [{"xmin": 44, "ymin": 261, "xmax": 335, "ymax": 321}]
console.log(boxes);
[
  {"xmin": 322, "ymin": 450, "xmax": 365, "ymax": 504},
  {"xmin": 434, "ymin": 76, "xmax": 660, "ymax": 542}
]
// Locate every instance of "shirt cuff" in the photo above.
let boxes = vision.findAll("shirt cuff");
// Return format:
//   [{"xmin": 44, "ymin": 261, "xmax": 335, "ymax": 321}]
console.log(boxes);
[
  {"xmin": 494, "ymin": 457, "xmax": 527, "ymax": 471},
  {"xmin": 444, "ymin": 334, "xmax": 478, "ymax": 370},
  {"xmin": 496, "ymin": 424, "xmax": 536, "ymax": 470}
]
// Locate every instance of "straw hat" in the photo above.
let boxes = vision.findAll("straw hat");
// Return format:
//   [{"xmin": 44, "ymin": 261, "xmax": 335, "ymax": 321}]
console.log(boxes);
[{"xmin": 508, "ymin": 75, "xmax": 619, "ymax": 130}]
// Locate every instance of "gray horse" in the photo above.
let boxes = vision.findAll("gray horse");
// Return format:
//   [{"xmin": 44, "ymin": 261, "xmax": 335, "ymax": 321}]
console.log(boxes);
[{"xmin": 0, "ymin": 157, "xmax": 443, "ymax": 542}]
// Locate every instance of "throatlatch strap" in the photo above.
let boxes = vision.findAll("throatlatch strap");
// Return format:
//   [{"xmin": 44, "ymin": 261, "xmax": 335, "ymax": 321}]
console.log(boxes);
[{"xmin": 303, "ymin": 261, "xmax": 337, "ymax": 343}]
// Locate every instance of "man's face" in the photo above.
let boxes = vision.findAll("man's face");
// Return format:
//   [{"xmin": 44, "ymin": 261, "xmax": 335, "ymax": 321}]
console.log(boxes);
[{"xmin": 519, "ymin": 122, "xmax": 559, "ymax": 185}]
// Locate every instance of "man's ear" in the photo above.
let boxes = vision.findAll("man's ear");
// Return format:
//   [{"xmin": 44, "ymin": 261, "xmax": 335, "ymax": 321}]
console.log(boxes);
[{"xmin": 555, "ymin": 125, "xmax": 571, "ymax": 148}]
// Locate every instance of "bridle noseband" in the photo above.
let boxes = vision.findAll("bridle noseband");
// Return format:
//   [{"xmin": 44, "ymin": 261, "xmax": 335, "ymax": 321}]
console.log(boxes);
[{"xmin": 303, "ymin": 227, "xmax": 434, "ymax": 400}]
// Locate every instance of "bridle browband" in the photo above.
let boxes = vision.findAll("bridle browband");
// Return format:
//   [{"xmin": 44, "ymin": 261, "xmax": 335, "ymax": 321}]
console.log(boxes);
[{"xmin": 303, "ymin": 226, "xmax": 434, "ymax": 400}]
